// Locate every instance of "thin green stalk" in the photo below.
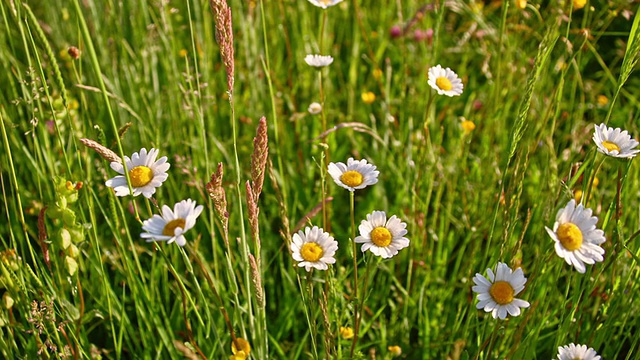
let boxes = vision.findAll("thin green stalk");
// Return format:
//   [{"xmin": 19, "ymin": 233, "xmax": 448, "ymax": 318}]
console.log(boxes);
[
  {"xmin": 297, "ymin": 271, "xmax": 319, "ymax": 359},
  {"xmin": 355, "ymin": 252, "xmax": 376, "ymax": 351},
  {"xmin": 0, "ymin": 113, "xmax": 37, "ymax": 268},
  {"xmin": 259, "ymin": 0, "xmax": 288, "ymax": 207},
  {"xmin": 71, "ymin": 0, "xmax": 140, "ymax": 223},
  {"xmin": 349, "ymin": 190, "xmax": 359, "ymax": 357},
  {"xmin": 229, "ymin": 93, "xmax": 255, "ymax": 346}
]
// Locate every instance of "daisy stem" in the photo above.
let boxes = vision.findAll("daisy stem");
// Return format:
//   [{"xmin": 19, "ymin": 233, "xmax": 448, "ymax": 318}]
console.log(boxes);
[
  {"xmin": 319, "ymin": 70, "xmax": 330, "ymax": 230},
  {"xmin": 615, "ymin": 165, "xmax": 623, "ymax": 222},
  {"xmin": 188, "ymin": 245, "xmax": 237, "ymax": 344},
  {"xmin": 297, "ymin": 271, "xmax": 319, "ymax": 359},
  {"xmin": 155, "ymin": 244, "xmax": 206, "ymax": 358},
  {"xmin": 585, "ymin": 156, "xmax": 604, "ymax": 207},
  {"xmin": 422, "ymin": 91, "xmax": 435, "ymax": 161},
  {"xmin": 320, "ymin": 150, "xmax": 328, "ymax": 230},
  {"xmin": 319, "ymin": 10, "xmax": 327, "ymax": 53},
  {"xmin": 355, "ymin": 253, "xmax": 375, "ymax": 350},
  {"xmin": 349, "ymin": 190, "xmax": 360, "ymax": 357}
]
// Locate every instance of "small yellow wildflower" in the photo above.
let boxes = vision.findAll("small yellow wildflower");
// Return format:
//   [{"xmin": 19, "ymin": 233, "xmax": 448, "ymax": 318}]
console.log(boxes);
[
  {"xmin": 573, "ymin": 0, "xmax": 587, "ymax": 10},
  {"xmin": 361, "ymin": 91, "xmax": 376, "ymax": 104},
  {"xmin": 515, "ymin": 0, "xmax": 527, "ymax": 10},
  {"xmin": 373, "ymin": 68, "xmax": 383, "ymax": 80},
  {"xmin": 178, "ymin": 49, "xmax": 188, "ymax": 57},
  {"xmin": 229, "ymin": 351, "xmax": 247, "ymax": 360},
  {"xmin": 596, "ymin": 95, "xmax": 608, "ymax": 107},
  {"xmin": 340, "ymin": 326, "xmax": 354, "ymax": 339},
  {"xmin": 573, "ymin": 189, "xmax": 583, "ymax": 203},
  {"xmin": 232, "ymin": 338, "xmax": 251, "ymax": 356},
  {"xmin": 388, "ymin": 345, "xmax": 402, "ymax": 357},
  {"xmin": 461, "ymin": 119, "xmax": 476, "ymax": 134}
]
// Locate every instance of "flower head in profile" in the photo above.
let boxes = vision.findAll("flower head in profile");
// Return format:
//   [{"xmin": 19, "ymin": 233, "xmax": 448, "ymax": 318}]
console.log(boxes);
[
  {"xmin": 307, "ymin": 0, "xmax": 343, "ymax": 9},
  {"xmin": 305, "ymin": 54, "xmax": 334, "ymax": 68},
  {"xmin": 308, "ymin": 102, "xmax": 322, "ymax": 115},
  {"xmin": 472, "ymin": 262, "xmax": 530, "ymax": 320},
  {"xmin": 355, "ymin": 211, "xmax": 409, "ymax": 258},
  {"xmin": 557, "ymin": 343, "xmax": 601, "ymax": 360},
  {"xmin": 141, "ymin": 199, "xmax": 204, "ymax": 247},
  {"xmin": 545, "ymin": 199, "xmax": 606, "ymax": 273},
  {"xmin": 592, "ymin": 123, "xmax": 639, "ymax": 159},
  {"xmin": 105, "ymin": 148, "xmax": 170, "ymax": 198},
  {"xmin": 291, "ymin": 226, "xmax": 338, "ymax": 271},
  {"xmin": 328, "ymin": 158, "xmax": 379, "ymax": 192},
  {"xmin": 427, "ymin": 65, "xmax": 464, "ymax": 97}
]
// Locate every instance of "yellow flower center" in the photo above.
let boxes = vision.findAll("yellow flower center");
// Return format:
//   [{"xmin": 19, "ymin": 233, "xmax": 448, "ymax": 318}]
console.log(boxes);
[
  {"xmin": 435, "ymin": 77, "xmax": 453, "ymax": 91},
  {"xmin": 371, "ymin": 227, "xmax": 392, "ymax": 247},
  {"xmin": 162, "ymin": 218, "xmax": 186, "ymax": 236},
  {"xmin": 300, "ymin": 242, "xmax": 324, "ymax": 262},
  {"xmin": 557, "ymin": 222, "xmax": 583, "ymax": 251},
  {"xmin": 601, "ymin": 140, "xmax": 620, "ymax": 153},
  {"xmin": 340, "ymin": 170, "xmax": 364, "ymax": 188},
  {"xmin": 129, "ymin": 166, "xmax": 154, "ymax": 187},
  {"xmin": 489, "ymin": 281, "xmax": 514, "ymax": 305}
]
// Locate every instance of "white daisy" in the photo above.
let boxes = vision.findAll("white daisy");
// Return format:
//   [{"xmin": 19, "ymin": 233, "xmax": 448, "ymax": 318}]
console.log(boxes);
[
  {"xmin": 557, "ymin": 343, "xmax": 601, "ymax": 360},
  {"xmin": 545, "ymin": 199, "xmax": 606, "ymax": 273},
  {"xmin": 307, "ymin": 0, "xmax": 343, "ymax": 9},
  {"xmin": 141, "ymin": 199, "xmax": 204, "ymax": 247},
  {"xmin": 427, "ymin": 64, "xmax": 464, "ymax": 97},
  {"xmin": 592, "ymin": 123, "xmax": 639, "ymax": 159},
  {"xmin": 308, "ymin": 102, "xmax": 322, "ymax": 115},
  {"xmin": 105, "ymin": 148, "xmax": 170, "ymax": 198},
  {"xmin": 305, "ymin": 54, "xmax": 334, "ymax": 68},
  {"xmin": 472, "ymin": 262, "xmax": 530, "ymax": 320},
  {"xmin": 327, "ymin": 157, "xmax": 379, "ymax": 192},
  {"xmin": 354, "ymin": 211, "xmax": 410, "ymax": 258},
  {"xmin": 291, "ymin": 226, "xmax": 338, "ymax": 271}
]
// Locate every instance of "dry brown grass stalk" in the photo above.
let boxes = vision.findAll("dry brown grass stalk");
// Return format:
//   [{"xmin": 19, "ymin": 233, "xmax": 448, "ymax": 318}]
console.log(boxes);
[
  {"xmin": 248, "ymin": 254, "xmax": 264, "ymax": 307},
  {"xmin": 245, "ymin": 181, "xmax": 260, "ymax": 249},
  {"xmin": 250, "ymin": 116, "xmax": 268, "ymax": 201},
  {"xmin": 205, "ymin": 163, "xmax": 229, "ymax": 247},
  {"xmin": 208, "ymin": 0, "xmax": 235, "ymax": 94},
  {"xmin": 80, "ymin": 138, "xmax": 121, "ymax": 163}
]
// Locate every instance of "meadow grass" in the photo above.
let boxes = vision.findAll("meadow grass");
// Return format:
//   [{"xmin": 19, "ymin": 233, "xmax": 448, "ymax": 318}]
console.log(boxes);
[{"xmin": 1, "ymin": 0, "xmax": 640, "ymax": 358}]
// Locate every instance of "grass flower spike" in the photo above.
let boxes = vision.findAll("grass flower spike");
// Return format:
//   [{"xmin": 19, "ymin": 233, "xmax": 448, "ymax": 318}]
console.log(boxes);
[
  {"xmin": 105, "ymin": 148, "xmax": 170, "ymax": 198},
  {"xmin": 307, "ymin": 0, "xmax": 343, "ymax": 8},
  {"xmin": 291, "ymin": 226, "xmax": 338, "ymax": 271},
  {"xmin": 592, "ymin": 123, "xmax": 639, "ymax": 159},
  {"xmin": 427, "ymin": 65, "xmax": 464, "ymax": 97},
  {"xmin": 472, "ymin": 262, "xmax": 530, "ymax": 319},
  {"xmin": 141, "ymin": 199, "xmax": 204, "ymax": 247},
  {"xmin": 355, "ymin": 211, "xmax": 410, "ymax": 258},
  {"xmin": 328, "ymin": 158, "xmax": 379, "ymax": 192},
  {"xmin": 545, "ymin": 199, "xmax": 606, "ymax": 273},
  {"xmin": 557, "ymin": 343, "xmax": 601, "ymax": 360},
  {"xmin": 305, "ymin": 54, "xmax": 334, "ymax": 67}
]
